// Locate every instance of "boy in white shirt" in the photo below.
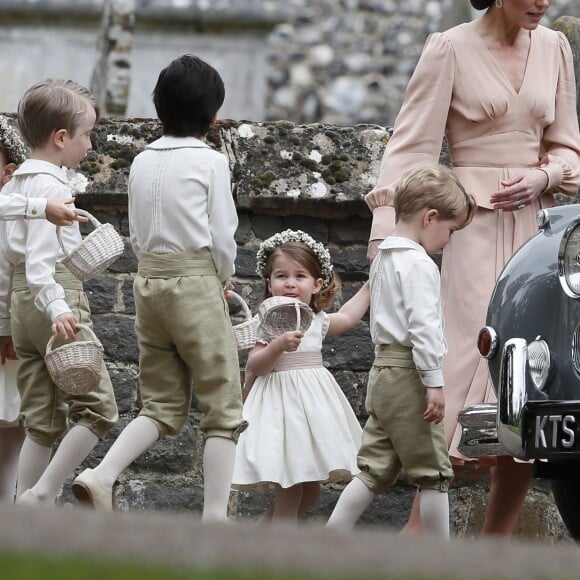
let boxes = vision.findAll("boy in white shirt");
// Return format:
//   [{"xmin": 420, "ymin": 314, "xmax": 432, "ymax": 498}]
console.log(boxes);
[
  {"xmin": 327, "ymin": 164, "xmax": 475, "ymax": 537},
  {"xmin": 73, "ymin": 55, "xmax": 246, "ymax": 521},
  {"xmin": 0, "ymin": 115, "xmax": 85, "ymax": 226},
  {"xmin": 0, "ymin": 79, "xmax": 119, "ymax": 507}
]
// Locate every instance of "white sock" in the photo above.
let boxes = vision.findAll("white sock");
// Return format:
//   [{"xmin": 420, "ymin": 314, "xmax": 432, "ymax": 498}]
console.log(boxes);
[
  {"xmin": 94, "ymin": 416, "xmax": 159, "ymax": 489},
  {"xmin": 202, "ymin": 436, "xmax": 236, "ymax": 523},
  {"xmin": 16, "ymin": 436, "xmax": 52, "ymax": 498},
  {"xmin": 419, "ymin": 488, "xmax": 450, "ymax": 538},
  {"xmin": 31, "ymin": 425, "xmax": 99, "ymax": 502},
  {"xmin": 326, "ymin": 477, "xmax": 375, "ymax": 530}
]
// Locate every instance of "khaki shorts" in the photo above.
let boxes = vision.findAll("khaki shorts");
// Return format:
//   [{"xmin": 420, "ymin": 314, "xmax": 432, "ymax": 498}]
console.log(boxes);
[
  {"xmin": 356, "ymin": 344, "xmax": 453, "ymax": 494},
  {"xmin": 134, "ymin": 251, "xmax": 246, "ymax": 440},
  {"xmin": 11, "ymin": 265, "xmax": 119, "ymax": 447}
]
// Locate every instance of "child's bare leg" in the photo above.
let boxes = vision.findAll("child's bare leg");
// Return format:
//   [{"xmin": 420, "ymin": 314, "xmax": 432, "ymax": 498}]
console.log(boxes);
[
  {"xmin": 202, "ymin": 435, "xmax": 236, "ymax": 523},
  {"xmin": 25, "ymin": 425, "xmax": 98, "ymax": 504},
  {"xmin": 0, "ymin": 422, "xmax": 25, "ymax": 503},
  {"xmin": 260, "ymin": 482, "xmax": 319, "ymax": 523},
  {"xmin": 298, "ymin": 481, "xmax": 320, "ymax": 516},
  {"xmin": 400, "ymin": 491, "xmax": 424, "ymax": 535},
  {"xmin": 16, "ymin": 436, "xmax": 52, "ymax": 498},
  {"xmin": 419, "ymin": 488, "xmax": 449, "ymax": 538},
  {"xmin": 481, "ymin": 457, "xmax": 532, "ymax": 536},
  {"xmin": 272, "ymin": 484, "xmax": 303, "ymax": 521},
  {"xmin": 326, "ymin": 478, "xmax": 375, "ymax": 530}
]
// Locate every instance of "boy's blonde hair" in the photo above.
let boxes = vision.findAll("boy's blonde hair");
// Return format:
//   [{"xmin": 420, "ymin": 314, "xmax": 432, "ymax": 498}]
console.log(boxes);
[
  {"xmin": 17, "ymin": 79, "xmax": 100, "ymax": 149},
  {"xmin": 394, "ymin": 164, "xmax": 476, "ymax": 229}
]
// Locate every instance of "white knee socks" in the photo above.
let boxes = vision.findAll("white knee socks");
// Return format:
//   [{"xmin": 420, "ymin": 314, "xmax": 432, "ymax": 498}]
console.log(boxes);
[
  {"xmin": 30, "ymin": 425, "xmax": 99, "ymax": 503},
  {"xmin": 202, "ymin": 436, "xmax": 236, "ymax": 523},
  {"xmin": 94, "ymin": 416, "xmax": 159, "ymax": 489},
  {"xmin": 16, "ymin": 436, "xmax": 52, "ymax": 498},
  {"xmin": 419, "ymin": 488, "xmax": 450, "ymax": 539},
  {"xmin": 326, "ymin": 477, "xmax": 375, "ymax": 530}
]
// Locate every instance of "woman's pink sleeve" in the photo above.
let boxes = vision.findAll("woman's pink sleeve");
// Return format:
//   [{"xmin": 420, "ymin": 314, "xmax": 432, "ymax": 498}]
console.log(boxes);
[{"xmin": 365, "ymin": 32, "xmax": 455, "ymax": 241}]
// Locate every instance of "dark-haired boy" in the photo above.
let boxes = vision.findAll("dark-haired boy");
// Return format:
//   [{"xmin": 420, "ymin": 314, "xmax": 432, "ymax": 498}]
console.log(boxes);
[{"xmin": 73, "ymin": 55, "xmax": 246, "ymax": 520}]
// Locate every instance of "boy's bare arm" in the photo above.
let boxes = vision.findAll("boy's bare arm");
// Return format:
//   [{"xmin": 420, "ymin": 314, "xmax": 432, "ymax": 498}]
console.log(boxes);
[{"xmin": 424, "ymin": 387, "xmax": 445, "ymax": 424}]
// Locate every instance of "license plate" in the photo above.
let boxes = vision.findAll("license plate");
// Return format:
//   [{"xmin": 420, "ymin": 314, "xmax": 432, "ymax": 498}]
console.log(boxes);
[{"xmin": 522, "ymin": 402, "xmax": 580, "ymax": 459}]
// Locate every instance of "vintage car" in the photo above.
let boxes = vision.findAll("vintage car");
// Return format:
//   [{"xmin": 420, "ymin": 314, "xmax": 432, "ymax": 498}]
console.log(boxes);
[{"xmin": 457, "ymin": 203, "xmax": 580, "ymax": 540}]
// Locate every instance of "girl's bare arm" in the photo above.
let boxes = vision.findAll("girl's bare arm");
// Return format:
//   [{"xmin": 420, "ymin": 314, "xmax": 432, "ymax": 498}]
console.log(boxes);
[{"xmin": 327, "ymin": 281, "xmax": 370, "ymax": 336}]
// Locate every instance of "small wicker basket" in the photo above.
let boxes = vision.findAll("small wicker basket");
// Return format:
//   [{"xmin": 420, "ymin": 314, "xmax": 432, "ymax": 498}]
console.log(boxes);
[
  {"xmin": 45, "ymin": 324, "xmax": 104, "ymax": 395},
  {"xmin": 258, "ymin": 296, "xmax": 313, "ymax": 341},
  {"xmin": 58, "ymin": 209, "xmax": 124, "ymax": 282},
  {"xmin": 229, "ymin": 291, "xmax": 259, "ymax": 354}
]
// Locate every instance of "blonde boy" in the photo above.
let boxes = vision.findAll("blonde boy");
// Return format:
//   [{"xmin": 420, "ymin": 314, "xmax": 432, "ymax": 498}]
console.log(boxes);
[
  {"xmin": 73, "ymin": 55, "xmax": 246, "ymax": 521},
  {"xmin": 327, "ymin": 164, "xmax": 475, "ymax": 536},
  {"xmin": 0, "ymin": 79, "xmax": 118, "ymax": 507}
]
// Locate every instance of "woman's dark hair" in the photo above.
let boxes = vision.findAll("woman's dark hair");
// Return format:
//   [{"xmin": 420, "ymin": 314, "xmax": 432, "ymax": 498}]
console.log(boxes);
[
  {"xmin": 470, "ymin": 0, "xmax": 493, "ymax": 9},
  {"xmin": 153, "ymin": 54, "xmax": 225, "ymax": 137}
]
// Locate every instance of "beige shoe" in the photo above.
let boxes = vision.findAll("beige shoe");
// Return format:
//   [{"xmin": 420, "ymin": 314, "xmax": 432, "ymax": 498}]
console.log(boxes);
[
  {"xmin": 72, "ymin": 468, "xmax": 113, "ymax": 511},
  {"xmin": 17, "ymin": 489, "xmax": 47, "ymax": 508}
]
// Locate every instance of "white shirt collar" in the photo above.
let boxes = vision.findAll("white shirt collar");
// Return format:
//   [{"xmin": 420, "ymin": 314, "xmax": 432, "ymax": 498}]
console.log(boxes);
[
  {"xmin": 14, "ymin": 159, "xmax": 69, "ymax": 184},
  {"xmin": 146, "ymin": 135, "xmax": 210, "ymax": 151},
  {"xmin": 378, "ymin": 236, "xmax": 426, "ymax": 254}
]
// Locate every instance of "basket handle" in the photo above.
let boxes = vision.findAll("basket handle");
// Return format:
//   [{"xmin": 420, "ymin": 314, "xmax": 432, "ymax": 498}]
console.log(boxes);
[
  {"xmin": 228, "ymin": 291, "xmax": 253, "ymax": 322},
  {"xmin": 56, "ymin": 209, "xmax": 102, "ymax": 257},
  {"xmin": 45, "ymin": 323, "xmax": 102, "ymax": 356},
  {"xmin": 294, "ymin": 301, "xmax": 301, "ymax": 332}
]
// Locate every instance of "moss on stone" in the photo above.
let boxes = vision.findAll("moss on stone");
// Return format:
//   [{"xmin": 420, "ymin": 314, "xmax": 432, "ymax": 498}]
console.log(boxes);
[
  {"xmin": 79, "ymin": 161, "xmax": 101, "ymax": 176},
  {"xmin": 290, "ymin": 135, "xmax": 301, "ymax": 146},
  {"xmin": 253, "ymin": 170, "xmax": 278, "ymax": 189},
  {"xmin": 298, "ymin": 158, "xmax": 319, "ymax": 171},
  {"xmin": 263, "ymin": 135, "xmax": 276, "ymax": 144}
]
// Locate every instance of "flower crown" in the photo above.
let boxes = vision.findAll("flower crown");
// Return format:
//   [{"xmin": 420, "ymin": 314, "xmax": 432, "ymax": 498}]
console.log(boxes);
[
  {"xmin": 256, "ymin": 229, "xmax": 334, "ymax": 288},
  {"xmin": 0, "ymin": 116, "xmax": 27, "ymax": 166}
]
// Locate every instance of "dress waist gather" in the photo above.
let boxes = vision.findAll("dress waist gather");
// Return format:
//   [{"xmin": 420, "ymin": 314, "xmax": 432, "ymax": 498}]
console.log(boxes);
[{"xmin": 273, "ymin": 352, "xmax": 324, "ymax": 372}]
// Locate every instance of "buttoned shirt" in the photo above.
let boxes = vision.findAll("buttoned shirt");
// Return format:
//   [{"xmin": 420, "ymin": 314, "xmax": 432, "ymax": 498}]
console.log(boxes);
[
  {"xmin": 0, "ymin": 160, "xmax": 81, "ymax": 333},
  {"xmin": 128, "ymin": 135, "xmax": 237, "ymax": 284},
  {"xmin": 369, "ymin": 236, "xmax": 446, "ymax": 388},
  {"xmin": 0, "ymin": 194, "xmax": 46, "ymax": 220}
]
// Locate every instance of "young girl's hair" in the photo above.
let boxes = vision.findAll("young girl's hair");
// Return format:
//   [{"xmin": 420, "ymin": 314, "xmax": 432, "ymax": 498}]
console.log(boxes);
[
  {"xmin": 256, "ymin": 230, "xmax": 341, "ymax": 312},
  {"xmin": 17, "ymin": 79, "xmax": 100, "ymax": 149},
  {"xmin": 0, "ymin": 116, "xmax": 27, "ymax": 166},
  {"xmin": 394, "ymin": 164, "xmax": 476, "ymax": 229}
]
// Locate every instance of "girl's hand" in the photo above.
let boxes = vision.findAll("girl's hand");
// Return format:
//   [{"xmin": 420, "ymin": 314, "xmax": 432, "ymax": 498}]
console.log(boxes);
[
  {"xmin": 489, "ymin": 169, "xmax": 549, "ymax": 212},
  {"xmin": 51, "ymin": 313, "xmax": 79, "ymax": 341},
  {"xmin": 273, "ymin": 330, "xmax": 303, "ymax": 352},
  {"xmin": 423, "ymin": 387, "xmax": 445, "ymax": 424}
]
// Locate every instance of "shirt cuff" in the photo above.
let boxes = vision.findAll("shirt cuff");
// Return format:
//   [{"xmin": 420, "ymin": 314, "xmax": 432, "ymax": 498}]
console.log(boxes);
[
  {"xmin": 45, "ymin": 300, "xmax": 72, "ymax": 323},
  {"xmin": 26, "ymin": 197, "xmax": 47, "ymax": 219},
  {"xmin": 418, "ymin": 368, "xmax": 444, "ymax": 388}
]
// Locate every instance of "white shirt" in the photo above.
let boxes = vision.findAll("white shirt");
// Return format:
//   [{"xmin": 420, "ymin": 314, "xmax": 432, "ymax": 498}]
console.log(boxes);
[
  {"xmin": 0, "ymin": 194, "xmax": 46, "ymax": 220},
  {"xmin": 0, "ymin": 160, "xmax": 81, "ymax": 333},
  {"xmin": 369, "ymin": 236, "xmax": 446, "ymax": 388},
  {"xmin": 128, "ymin": 136, "xmax": 238, "ymax": 284}
]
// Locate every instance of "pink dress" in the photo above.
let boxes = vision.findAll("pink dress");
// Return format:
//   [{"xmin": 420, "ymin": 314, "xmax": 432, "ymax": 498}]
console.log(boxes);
[{"xmin": 365, "ymin": 21, "xmax": 580, "ymax": 464}]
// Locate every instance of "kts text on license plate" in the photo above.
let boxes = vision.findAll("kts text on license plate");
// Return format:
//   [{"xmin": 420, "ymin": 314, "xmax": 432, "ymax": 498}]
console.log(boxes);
[{"xmin": 523, "ymin": 403, "xmax": 580, "ymax": 459}]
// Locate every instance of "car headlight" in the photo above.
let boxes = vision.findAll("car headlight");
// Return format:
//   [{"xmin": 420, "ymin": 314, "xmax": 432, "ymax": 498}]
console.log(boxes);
[
  {"xmin": 528, "ymin": 338, "xmax": 550, "ymax": 391},
  {"xmin": 558, "ymin": 219, "xmax": 580, "ymax": 298}
]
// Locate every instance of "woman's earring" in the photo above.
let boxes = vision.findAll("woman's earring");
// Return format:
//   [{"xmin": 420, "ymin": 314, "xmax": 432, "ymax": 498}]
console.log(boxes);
[{"xmin": 495, "ymin": 0, "xmax": 503, "ymax": 7}]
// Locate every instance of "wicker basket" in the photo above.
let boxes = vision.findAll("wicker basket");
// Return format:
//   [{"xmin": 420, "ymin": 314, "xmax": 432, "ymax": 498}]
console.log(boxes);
[
  {"xmin": 58, "ymin": 209, "xmax": 124, "ymax": 281},
  {"xmin": 229, "ymin": 291, "xmax": 258, "ymax": 354},
  {"xmin": 258, "ymin": 296, "xmax": 313, "ymax": 341},
  {"xmin": 45, "ymin": 324, "xmax": 104, "ymax": 395}
]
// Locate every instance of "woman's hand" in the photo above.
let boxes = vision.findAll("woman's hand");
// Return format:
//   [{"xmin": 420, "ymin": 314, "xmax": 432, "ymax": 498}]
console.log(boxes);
[{"xmin": 490, "ymin": 169, "xmax": 549, "ymax": 212}]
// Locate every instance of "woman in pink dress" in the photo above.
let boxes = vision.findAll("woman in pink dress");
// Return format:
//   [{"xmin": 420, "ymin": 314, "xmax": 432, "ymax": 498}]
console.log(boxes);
[{"xmin": 366, "ymin": 0, "xmax": 580, "ymax": 536}]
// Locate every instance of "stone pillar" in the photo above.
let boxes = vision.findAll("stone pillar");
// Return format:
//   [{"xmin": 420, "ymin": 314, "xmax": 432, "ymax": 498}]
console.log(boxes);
[
  {"xmin": 91, "ymin": 0, "xmax": 136, "ymax": 116},
  {"xmin": 553, "ymin": 16, "xmax": 580, "ymax": 119}
]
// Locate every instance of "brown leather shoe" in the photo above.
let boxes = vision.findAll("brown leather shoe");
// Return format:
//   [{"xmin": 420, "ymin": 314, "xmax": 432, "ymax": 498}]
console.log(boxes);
[{"xmin": 72, "ymin": 468, "xmax": 113, "ymax": 511}]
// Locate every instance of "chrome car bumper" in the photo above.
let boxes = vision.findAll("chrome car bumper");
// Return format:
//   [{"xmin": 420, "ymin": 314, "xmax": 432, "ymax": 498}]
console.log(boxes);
[{"xmin": 458, "ymin": 338, "xmax": 527, "ymax": 460}]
